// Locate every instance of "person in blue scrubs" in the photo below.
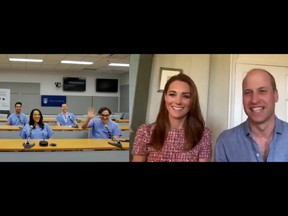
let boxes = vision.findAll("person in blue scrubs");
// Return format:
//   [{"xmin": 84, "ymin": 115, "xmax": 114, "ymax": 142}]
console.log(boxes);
[
  {"xmin": 56, "ymin": 103, "xmax": 78, "ymax": 127},
  {"xmin": 82, "ymin": 107, "xmax": 122, "ymax": 139},
  {"xmin": 6, "ymin": 101, "xmax": 28, "ymax": 127},
  {"xmin": 215, "ymin": 68, "xmax": 288, "ymax": 162},
  {"xmin": 20, "ymin": 108, "xmax": 54, "ymax": 139}
]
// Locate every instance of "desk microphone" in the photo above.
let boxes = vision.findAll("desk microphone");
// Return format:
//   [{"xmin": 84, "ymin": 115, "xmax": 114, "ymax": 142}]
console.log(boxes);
[
  {"xmin": 39, "ymin": 132, "xmax": 48, "ymax": 147},
  {"xmin": 106, "ymin": 130, "xmax": 123, "ymax": 149},
  {"xmin": 23, "ymin": 125, "xmax": 35, "ymax": 149},
  {"xmin": 108, "ymin": 140, "xmax": 123, "ymax": 149}
]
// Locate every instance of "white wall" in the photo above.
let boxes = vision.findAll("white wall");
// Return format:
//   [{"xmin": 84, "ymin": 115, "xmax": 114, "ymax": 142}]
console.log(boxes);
[
  {"xmin": 235, "ymin": 54, "xmax": 288, "ymax": 66},
  {"xmin": 120, "ymin": 72, "xmax": 129, "ymax": 85},
  {"xmin": 129, "ymin": 55, "xmax": 141, "ymax": 124},
  {"xmin": 0, "ymin": 70, "xmax": 128, "ymax": 97},
  {"xmin": 145, "ymin": 54, "xmax": 210, "ymax": 124}
]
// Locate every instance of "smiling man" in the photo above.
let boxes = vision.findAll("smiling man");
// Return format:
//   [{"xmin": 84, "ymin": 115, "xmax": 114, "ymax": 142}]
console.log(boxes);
[
  {"xmin": 6, "ymin": 102, "xmax": 28, "ymax": 127},
  {"xmin": 215, "ymin": 68, "xmax": 288, "ymax": 162},
  {"xmin": 81, "ymin": 106, "xmax": 122, "ymax": 139}
]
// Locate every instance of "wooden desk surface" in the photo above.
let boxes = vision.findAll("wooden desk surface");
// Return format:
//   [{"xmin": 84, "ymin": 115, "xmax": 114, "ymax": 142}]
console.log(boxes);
[
  {"xmin": 44, "ymin": 118, "xmax": 129, "ymax": 123},
  {"xmin": 115, "ymin": 119, "xmax": 129, "ymax": 123},
  {"xmin": 0, "ymin": 118, "xmax": 58, "ymax": 123},
  {"xmin": 120, "ymin": 125, "xmax": 129, "ymax": 131},
  {"xmin": 43, "ymin": 118, "xmax": 84, "ymax": 123},
  {"xmin": 0, "ymin": 125, "xmax": 87, "ymax": 131},
  {"xmin": 0, "ymin": 138, "xmax": 129, "ymax": 151},
  {"xmin": 0, "ymin": 125, "xmax": 129, "ymax": 131},
  {"xmin": 0, "ymin": 125, "xmax": 22, "ymax": 130},
  {"xmin": 0, "ymin": 118, "xmax": 81, "ymax": 123},
  {"xmin": 43, "ymin": 118, "xmax": 57, "ymax": 123},
  {"xmin": 0, "ymin": 118, "xmax": 130, "ymax": 123},
  {"xmin": 50, "ymin": 126, "xmax": 87, "ymax": 131}
]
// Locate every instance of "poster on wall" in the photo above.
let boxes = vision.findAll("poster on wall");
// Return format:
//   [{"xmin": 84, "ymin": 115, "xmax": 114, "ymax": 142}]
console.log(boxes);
[
  {"xmin": 41, "ymin": 95, "xmax": 66, "ymax": 107},
  {"xmin": 0, "ymin": 89, "xmax": 10, "ymax": 110}
]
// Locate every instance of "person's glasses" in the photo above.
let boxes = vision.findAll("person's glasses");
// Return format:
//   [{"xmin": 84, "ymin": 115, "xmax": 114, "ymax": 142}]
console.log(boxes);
[{"xmin": 100, "ymin": 114, "xmax": 110, "ymax": 117}]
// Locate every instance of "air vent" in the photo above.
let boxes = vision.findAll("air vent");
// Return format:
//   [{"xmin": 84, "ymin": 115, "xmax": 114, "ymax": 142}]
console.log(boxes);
[{"xmin": 83, "ymin": 68, "xmax": 98, "ymax": 71}]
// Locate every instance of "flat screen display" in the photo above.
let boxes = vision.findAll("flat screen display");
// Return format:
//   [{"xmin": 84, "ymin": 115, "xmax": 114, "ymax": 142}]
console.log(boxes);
[
  {"xmin": 96, "ymin": 78, "xmax": 118, "ymax": 92},
  {"xmin": 63, "ymin": 77, "xmax": 86, "ymax": 91}
]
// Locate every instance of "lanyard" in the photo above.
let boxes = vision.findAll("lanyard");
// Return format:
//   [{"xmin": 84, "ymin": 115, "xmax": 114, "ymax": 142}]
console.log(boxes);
[{"xmin": 18, "ymin": 115, "xmax": 23, "ymax": 125}]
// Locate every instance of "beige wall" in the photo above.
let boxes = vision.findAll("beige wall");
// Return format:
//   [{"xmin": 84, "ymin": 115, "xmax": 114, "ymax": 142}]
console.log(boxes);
[
  {"xmin": 146, "ymin": 54, "xmax": 210, "ymax": 124},
  {"xmin": 207, "ymin": 54, "xmax": 232, "ymax": 159}
]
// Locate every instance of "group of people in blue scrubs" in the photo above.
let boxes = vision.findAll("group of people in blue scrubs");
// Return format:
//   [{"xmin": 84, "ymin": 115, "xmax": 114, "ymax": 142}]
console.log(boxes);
[{"xmin": 6, "ymin": 102, "xmax": 122, "ymax": 140}]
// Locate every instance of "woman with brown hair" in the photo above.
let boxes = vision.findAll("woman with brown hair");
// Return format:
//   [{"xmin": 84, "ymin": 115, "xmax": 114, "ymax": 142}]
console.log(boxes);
[
  {"xmin": 132, "ymin": 73, "xmax": 211, "ymax": 162},
  {"xmin": 20, "ymin": 108, "xmax": 54, "ymax": 139}
]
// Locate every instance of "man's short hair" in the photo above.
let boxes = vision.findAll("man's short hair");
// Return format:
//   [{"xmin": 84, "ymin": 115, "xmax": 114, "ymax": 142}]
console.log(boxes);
[{"xmin": 15, "ymin": 102, "xmax": 22, "ymax": 107}]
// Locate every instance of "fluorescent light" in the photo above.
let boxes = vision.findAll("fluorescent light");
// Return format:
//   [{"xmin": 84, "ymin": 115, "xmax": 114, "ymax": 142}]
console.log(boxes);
[
  {"xmin": 9, "ymin": 58, "xmax": 43, "ymax": 63},
  {"xmin": 61, "ymin": 60, "xmax": 93, "ymax": 65},
  {"xmin": 109, "ymin": 63, "xmax": 129, "ymax": 67}
]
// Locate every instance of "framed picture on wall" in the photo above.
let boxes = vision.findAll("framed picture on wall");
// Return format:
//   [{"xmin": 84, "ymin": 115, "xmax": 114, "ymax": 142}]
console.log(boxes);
[{"xmin": 158, "ymin": 67, "xmax": 183, "ymax": 92}]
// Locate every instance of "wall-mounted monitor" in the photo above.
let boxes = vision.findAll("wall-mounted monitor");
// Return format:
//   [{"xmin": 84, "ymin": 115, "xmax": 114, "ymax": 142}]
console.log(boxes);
[
  {"xmin": 63, "ymin": 77, "xmax": 86, "ymax": 92},
  {"xmin": 96, "ymin": 78, "xmax": 118, "ymax": 93}
]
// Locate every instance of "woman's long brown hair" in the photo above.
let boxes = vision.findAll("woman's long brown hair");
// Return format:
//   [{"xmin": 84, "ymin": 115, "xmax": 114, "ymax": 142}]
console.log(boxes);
[
  {"xmin": 29, "ymin": 108, "xmax": 45, "ymax": 130},
  {"xmin": 149, "ymin": 73, "xmax": 205, "ymax": 151}
]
